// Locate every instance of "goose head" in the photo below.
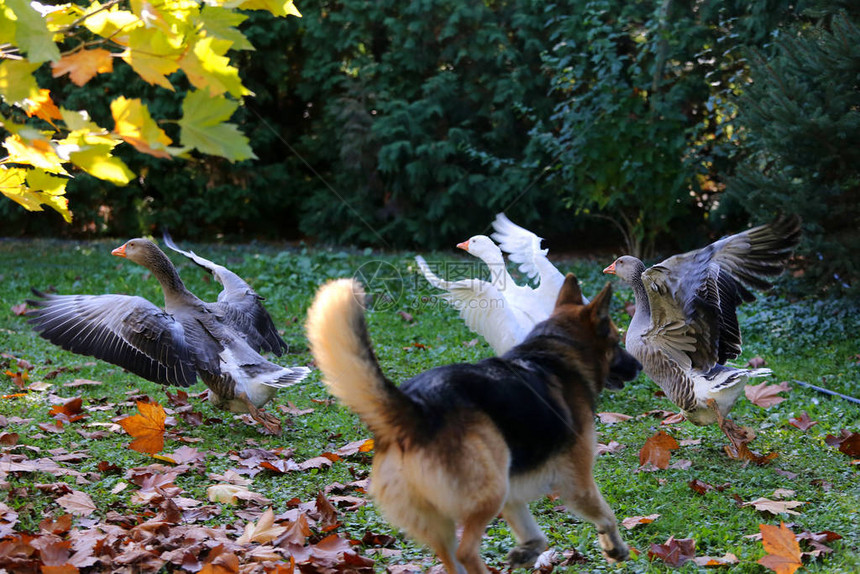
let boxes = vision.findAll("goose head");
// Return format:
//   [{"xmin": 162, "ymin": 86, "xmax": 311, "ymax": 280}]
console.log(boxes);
[
  {"xmin": 603, "ymin": 255, "xmax": 645, "ymax": 285},
  {"xmin": 111, "ymin": 239, "xmax": 185, "ymax": 297},
  {"xmin": 456, "ymin": 235, "xmax": 504, "ymax": 266},
  {"xmin": 112, "ymin": 238, "xmax": 164, "ymax": 268}
]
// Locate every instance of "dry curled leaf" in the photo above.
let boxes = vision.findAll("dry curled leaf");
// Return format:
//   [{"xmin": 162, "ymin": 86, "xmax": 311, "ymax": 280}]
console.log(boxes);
[
  {"xmin": 49, "ymin": 397, "xmax": 86, "ymax": 424},
  {"xmin": 236, "ymin": 508, "xmax": 287, "ymax": 545},
  {"xmin": 597, "ymin": 412, "xmax": 632, "ymax": 424},
  {"xmin": 648, "ymin": 535, "xmax": 696, "ymax": 567},
  {"xmin": 824, "ymin": 430, "xmax": 860, "ymax": 458},
  {"xmin": 689, "ymin": 479, "xmax": 729, "ymax": 495},
  {"xmin": 200, "ymin": 544, "xmax": 240, "ymax": 574},
  {"xmin": 596, "ymin": 441, "xmax": 624, "ymax": 456}
]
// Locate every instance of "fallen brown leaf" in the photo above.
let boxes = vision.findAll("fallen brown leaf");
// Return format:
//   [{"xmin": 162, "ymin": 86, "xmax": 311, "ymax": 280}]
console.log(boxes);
[
  {"xmin": 648, "ymin": 535, "xmax": 696, "ymax": 567},
  {"xmin": 758, "ymin": 522, "xmax": 802, "ymax": 574},
  {"xmin": 237, "ymin": 508, "xmax": 287, "ymax": 545},
  {"xmin": 745, "ymin": 381, "xmax": 790, "ymax": 408},
  {"xmin": 55, "ymin": 490, "xmax": 96, "ymax": 517},
  {"xmin": 639, "ymin": 431, "xmax": 679, "ymax": 469},
  {"xmin": 597, "ymin": 412, "xmax": 632, "ymax": 424},
  {"xmin": 200, "ymin": 544, "xmax": 240, "ymax": 574},
  {"xmin": 118, "ymin": 401, "xmax": 166, "ymax": 454},
  {"xmin": 824, "ymin": 430, "xmax": 860, "ymax": 457},
  {"xmin": 595, "ymin": 441, "xmax": 624, "ymax": 456},
  {"xmin": 49, "ymin": 397, "xmax": 86, "ymax": 424},
  {"xmin": 743, "ymin": 497, "xmax": 805, "ymax": 516},
  {"xmin": 692, "ymin": 552, "xmax": 738, "ymax": 567},
  {"xmin": 788, "ymin": 412, "xmax": 818, "ymax": 431},
  {"xmin": 688, "ymin": 479, "xmax": 729, "ymax": 495},
  {"xmin": 621, "ymin": 514, "xmax": 660, "ymax": 530}
]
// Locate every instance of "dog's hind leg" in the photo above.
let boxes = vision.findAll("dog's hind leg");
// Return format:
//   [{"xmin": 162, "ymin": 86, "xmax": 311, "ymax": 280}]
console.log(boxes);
[
  {"xmin": 501, "ymin": 500, "xmax": 547, "ymax": 569},
  {"xmin": 456, "ymin": 499, "xmax": 503, "ymax": 574},
  {"xmin": 421, "ymin": 518, "xmax": 465, "ymax": 574}
]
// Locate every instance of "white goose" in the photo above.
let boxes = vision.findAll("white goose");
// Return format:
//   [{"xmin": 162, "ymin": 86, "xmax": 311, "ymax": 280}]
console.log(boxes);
[
  {"xmin": 603, "ymin": 215, "xmax": 801, "ymax": 446},
  {"xmin": 415, "ymin": 234, "xmax": 545, "ymax": 354},
  {"xmin": 28, "ymin": 237, "xmax": 310, "ymax": 434},
  {"xmin": 490, "ymin": 213, "xmax": 585, "ymax": 312}
]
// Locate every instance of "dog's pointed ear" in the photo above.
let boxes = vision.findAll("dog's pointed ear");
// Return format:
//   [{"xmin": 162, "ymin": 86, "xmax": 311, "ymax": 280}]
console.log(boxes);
[
  {"xmin": 554, "ymin": 273, "xmax": 584, "ymax": 308},
  {"xmin": 588, "ymin": 282, "xmax": 614, "ymax": 337}
]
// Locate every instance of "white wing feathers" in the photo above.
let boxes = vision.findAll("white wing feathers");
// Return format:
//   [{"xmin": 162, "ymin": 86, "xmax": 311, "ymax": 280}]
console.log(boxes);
[
  {"xmin": 490, "ymin": 213, "xmax": 546, "ymax": 280},
  {"xmin": 414, "ymin": 255, "xmax": 527, "ymax": 354}
]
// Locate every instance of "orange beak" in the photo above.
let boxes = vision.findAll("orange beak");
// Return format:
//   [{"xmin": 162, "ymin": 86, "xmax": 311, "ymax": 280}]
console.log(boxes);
[
  {"xmin": 456, "ymin": 240, "xmax": 469, "ymax": 251},
  {"xmin": 603, "ymin": 261, "xmax": 616, "ymax": 275},
  {"xmin": 111, "ymin": 243, "xmax": 127, "ymax": 258}
]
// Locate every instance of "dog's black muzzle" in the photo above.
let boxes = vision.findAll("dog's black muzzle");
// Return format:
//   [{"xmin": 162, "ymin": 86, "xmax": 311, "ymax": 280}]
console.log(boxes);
[{"xmin": 606, "ymin": 347, "xmax": 642, "ymax": 390}]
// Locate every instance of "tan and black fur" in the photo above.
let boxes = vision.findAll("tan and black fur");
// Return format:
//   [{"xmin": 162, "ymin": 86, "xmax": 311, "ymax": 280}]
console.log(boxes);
[{"xmin": 306, "ymin": 274, "xmax": 641, "ymax": 573}]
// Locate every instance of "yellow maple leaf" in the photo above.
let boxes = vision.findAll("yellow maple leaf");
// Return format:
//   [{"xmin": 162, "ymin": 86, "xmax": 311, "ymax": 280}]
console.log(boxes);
[
  {"xmin": 60, "ymin": 108, "xmax": 107, "ymax": 133},
  {"xmin": 0, "ymin": 166, "xmax": 71, "ymax": 222},
  {"xmin": 68, "ymin": 144, "xmax": 135, "ymax": 184},
  {"xmin": 118, "ymin": 401, "xmax": 167, "ymax": 454},
  {"xmin": 3, "ymin": 134, "xmax": 68, "ymax": 174},
  {"xmin": 42, "ymin": 3, "xmax": 84, "ymax": 35},
  {"xmin": 0, "ymin": 167, "xmax": 28, "ymax": 197},
  {"xmin": 179, "ymin": 36, "xmax": 251, "ymax": 98},
  {"xmin": 82, "ymin": 3, "xmax": 138, "ymax": 45},
  {"xmin": 122, "ymin": 26, "xmax": 182, "ymax": 90},
  {"xmin": 238, "ymin": 0, "xmax": 302, "ymax": 18},
  {"xmin": 111, "ymin": 96, "xmax": 173, "ymax": 159},
  {"xmin": 52, "ymin": 48, "xmax": 114, "ymax": 86}
]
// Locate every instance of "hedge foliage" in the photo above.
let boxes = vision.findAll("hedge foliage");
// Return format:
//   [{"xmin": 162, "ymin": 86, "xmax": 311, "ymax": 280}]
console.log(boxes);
[{"xmin": 3, "ymin": 1, "xmax": 856, "ymax": 290}]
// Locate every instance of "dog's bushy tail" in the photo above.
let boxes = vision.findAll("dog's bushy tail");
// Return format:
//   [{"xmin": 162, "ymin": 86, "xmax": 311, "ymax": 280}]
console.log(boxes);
[{"xmin": 306, "ymin": 278, "xmax": 413, "ymax": 439}]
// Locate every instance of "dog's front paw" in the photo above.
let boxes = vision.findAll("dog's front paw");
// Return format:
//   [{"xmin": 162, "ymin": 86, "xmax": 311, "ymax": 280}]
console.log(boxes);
[
  {"xmin": 507, "ymin": 539, "xmax": 546, "ymax": 569},
  {"xmin": 602, "ymin": 542, "xmax": 629, "ymax": 563}
]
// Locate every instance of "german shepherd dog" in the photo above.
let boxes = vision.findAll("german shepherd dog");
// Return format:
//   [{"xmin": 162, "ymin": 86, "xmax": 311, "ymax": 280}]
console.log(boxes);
[{"xmin": 306, "ymin": 274, "xmax": 641, "ymax": 573}]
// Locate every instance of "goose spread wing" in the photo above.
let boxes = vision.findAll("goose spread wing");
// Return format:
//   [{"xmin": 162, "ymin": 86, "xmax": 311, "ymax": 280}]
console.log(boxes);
[
  {"xmin": 642, "ymin": 215, "xmax": 801, "ymax": 370},
  {"xmin": 490, "ymin": 213, "xmax": 548, "ymax": 281},
  {"xmin": 27, "ymin": 291, "xmax": 197, "ymax": 387},
  {"xmin": 162, "ymin": 231, "xmax": 287, "ymax": 356},
  {"xmin": 415, "ymin": 256, "xmax": 526, "ymax": 353}
]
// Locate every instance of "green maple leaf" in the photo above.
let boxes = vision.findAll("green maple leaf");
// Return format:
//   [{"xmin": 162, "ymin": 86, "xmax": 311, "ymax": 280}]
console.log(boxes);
[
  {"xmin": 178, "ymin": 90, "xmax": 256, "ymax": 161},
  {"xmin": 0, "ymin": 59, "xmax": 40, "ymax": 104},
  {"xmin": 198, "ymin": 5, "xmax": 253, "ymax": 51},
  {"xmin": 179, "ymin": 36, "xmax": 251, "ymax": 98},
  {"xmin": 5, "ymin": 0, "xmax": 61, "ymax": 62}
]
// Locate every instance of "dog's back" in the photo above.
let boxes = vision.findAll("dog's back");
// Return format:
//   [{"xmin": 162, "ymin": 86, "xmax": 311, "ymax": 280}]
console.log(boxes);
[{"xmin": 306, "ymin": 275, "xmax": 638, "ymax": 573}]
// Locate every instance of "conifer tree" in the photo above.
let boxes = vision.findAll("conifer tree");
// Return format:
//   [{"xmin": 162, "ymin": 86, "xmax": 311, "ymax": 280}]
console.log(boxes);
[{"xmin": 729, "ymin": 8, "xmax": 860, "ymax": 291}]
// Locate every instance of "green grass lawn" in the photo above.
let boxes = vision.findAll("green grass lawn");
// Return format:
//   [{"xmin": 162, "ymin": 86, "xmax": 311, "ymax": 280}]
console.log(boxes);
[{"xmin": 0, "ymin": 237, "xmax": 858, "ymax": 573}]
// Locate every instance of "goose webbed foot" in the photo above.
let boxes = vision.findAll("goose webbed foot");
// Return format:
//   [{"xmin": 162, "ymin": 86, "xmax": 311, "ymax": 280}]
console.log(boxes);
[{"xmin": 706, "ymin": 399, "xmax": 775, "ymax": 464}]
